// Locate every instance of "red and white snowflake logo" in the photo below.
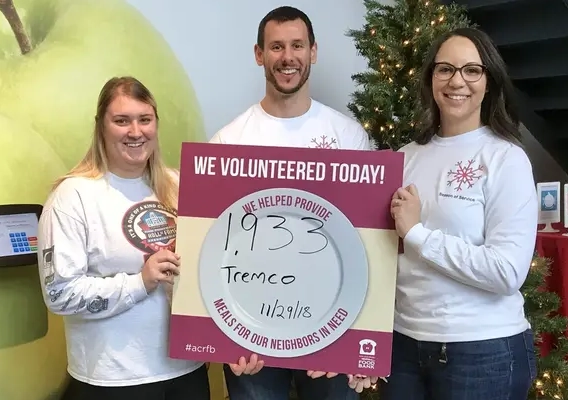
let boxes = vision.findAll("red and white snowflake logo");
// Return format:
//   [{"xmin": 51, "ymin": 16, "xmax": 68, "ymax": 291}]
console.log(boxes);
[
  {"xmin": 447, "ymin": 160, "xmax": 484, "ymax": 191},
  {"xmin": 310, "ymin": 135, "xmax": 337, "ymax": 149}
]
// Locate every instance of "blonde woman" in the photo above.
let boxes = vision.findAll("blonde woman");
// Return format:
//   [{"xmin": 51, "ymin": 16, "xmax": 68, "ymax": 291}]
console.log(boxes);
[{"xmin": 37, "ymin": 77, "xmax": 210, "ymax": 400}]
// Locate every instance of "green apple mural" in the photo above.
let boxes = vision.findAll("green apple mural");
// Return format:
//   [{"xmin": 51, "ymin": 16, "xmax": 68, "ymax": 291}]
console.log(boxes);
[{"xmin": 0, "ymin": 0, "xmax": 206, "ymax": 398}]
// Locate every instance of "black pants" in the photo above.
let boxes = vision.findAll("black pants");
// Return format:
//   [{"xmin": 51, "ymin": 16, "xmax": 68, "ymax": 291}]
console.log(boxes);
[
  {"xmin": 223, "ymin": 364, "xmax": 357, "ymax": 400},
  {"xmin": 62, "ymin": 364, "xmax": 210, "ymax": 400}
]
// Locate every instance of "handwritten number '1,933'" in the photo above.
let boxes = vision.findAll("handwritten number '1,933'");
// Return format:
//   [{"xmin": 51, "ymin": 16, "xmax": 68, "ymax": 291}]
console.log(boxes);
[{"xmin": 223, "ymin": 213, "xmax": 328, "ymax": 254}]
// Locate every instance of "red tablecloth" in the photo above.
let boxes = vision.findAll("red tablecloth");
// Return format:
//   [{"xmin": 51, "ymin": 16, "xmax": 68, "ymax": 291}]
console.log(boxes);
[{"xmin": 535, "ymin": 223, "xmax": 568, "ymax": 356}]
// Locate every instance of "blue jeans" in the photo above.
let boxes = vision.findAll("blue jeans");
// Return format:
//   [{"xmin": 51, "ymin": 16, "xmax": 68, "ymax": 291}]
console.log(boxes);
[
  {"xmin": 223, "ymin": 364, "xmax": 357, "ymax": 400},
  {"xmin": 379, "ymin": 329, "xmax": 537, "ymax": 400}
]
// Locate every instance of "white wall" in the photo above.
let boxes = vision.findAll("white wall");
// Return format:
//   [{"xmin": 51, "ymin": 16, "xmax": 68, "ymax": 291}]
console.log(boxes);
[{"xmin": 126, "ymin": 0, "xmax": 377, "ymax": 138}]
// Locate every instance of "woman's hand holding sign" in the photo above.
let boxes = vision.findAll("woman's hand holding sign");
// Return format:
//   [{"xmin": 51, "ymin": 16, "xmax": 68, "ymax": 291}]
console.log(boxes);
[
  {"xmin": 390, "ymin": 184, "xmax": 422, "ymax": 238},
  {"xmin": 141, "ymin": 249, "xmax": 181, "ymax": 292}
]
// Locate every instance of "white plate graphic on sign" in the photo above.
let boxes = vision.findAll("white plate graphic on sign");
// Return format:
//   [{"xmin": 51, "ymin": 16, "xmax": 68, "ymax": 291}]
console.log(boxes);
[{"xmin": 198, "ymin": 187, "xmax": 369, "ymax": 358}]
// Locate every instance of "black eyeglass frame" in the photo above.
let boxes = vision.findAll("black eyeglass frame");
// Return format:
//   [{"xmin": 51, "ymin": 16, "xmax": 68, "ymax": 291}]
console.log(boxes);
[{"xmin": 432, "ymin": 62, "xmax": 487, "ymax": 83}]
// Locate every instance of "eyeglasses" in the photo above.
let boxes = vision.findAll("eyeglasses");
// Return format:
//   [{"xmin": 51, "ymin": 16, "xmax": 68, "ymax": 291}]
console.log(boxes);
[{"xmin": 433, "ymin": 62, "xmax": 486, "ymax": 83}]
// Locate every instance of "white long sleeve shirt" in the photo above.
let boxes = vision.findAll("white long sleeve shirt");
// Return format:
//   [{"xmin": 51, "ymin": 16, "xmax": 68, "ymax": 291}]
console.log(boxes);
[
  {"xmin": 394, "ymin": 126, "xmax": 538, "ymax": 342},
  {"xmin": 37, "ymin": 172, "xmax": 202, "ymax": 386}
]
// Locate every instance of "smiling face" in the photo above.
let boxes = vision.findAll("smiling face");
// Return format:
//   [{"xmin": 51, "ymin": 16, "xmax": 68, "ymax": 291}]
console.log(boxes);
[
  {"xmin": 432, "ymin": 35, "xmax": 487, "ymax": 134},
  {"xmin": 254, "ymin": 18, "xmax": 317, "ymax": 96},
  {"xmin": 102, "ymin": 94, "xmax": 157, "ymax": 178}
]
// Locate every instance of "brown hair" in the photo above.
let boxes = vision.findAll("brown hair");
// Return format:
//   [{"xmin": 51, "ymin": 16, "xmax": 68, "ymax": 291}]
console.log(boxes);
[
  {"xmin": 257, "ymin": 6, "xmax": 315, "ymax": 49},
  {"xmin": 52, "ymin": 76, "xmax": 178, "ymax": 210},
  {"xmin": 416, "ymin": 27, "xmax": 521, "ymax": 145}
]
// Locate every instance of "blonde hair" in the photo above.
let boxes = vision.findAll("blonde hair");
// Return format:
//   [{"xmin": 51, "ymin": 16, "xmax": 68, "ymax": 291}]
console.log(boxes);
[{"xmin": 52, "ymin": 76, "xmax": 178, "ymax": 211}]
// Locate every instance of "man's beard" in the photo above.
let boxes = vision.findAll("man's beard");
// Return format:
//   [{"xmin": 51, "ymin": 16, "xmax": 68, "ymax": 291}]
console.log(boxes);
[{"xmin": 266, "ymin": 64, "xmax": 311, "ymax": 95}]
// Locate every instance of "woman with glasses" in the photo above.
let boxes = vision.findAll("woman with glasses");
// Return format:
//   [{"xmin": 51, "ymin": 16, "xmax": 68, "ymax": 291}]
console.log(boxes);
[{"xmin": 378, "ymin": 27, "xmax": 538, "ymax": 399}]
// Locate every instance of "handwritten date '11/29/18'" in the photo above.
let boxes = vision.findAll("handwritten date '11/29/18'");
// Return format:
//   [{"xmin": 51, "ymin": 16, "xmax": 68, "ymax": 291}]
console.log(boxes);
[
  {"xmin": 224, "ymin": 212, "xmax": 328, "ymax": 254},
  {"xmin": 260, "ymin": 299, "xmax": 312, "ymax": 320}
]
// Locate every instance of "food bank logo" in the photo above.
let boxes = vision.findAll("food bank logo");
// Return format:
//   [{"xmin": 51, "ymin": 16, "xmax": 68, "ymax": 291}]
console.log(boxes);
[{"xmin": 358, "ymin": 339, "xmax": 376, "ymax": 369}]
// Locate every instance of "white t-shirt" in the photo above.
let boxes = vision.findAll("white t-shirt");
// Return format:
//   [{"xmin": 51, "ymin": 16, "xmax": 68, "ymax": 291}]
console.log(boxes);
[
  {"xmin": 37, "ymin": 172, "xmax": 202, "ymax": 387},
  {"xmin": 209, "ymin": 99, "xmax": 371, "ymax": 151},
  {"xmin": 394, "ymin": 126, "xmax": 538, "ymax": 342}
]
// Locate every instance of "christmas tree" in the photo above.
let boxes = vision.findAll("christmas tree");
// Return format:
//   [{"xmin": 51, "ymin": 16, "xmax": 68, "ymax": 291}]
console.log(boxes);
[
  {"xmin": 345, "ymin": 1, "xmax": 568, "ymax": 399},
  {"xmin": 346, "ymin": 0, "xmax": 472, "ymax": 151}
]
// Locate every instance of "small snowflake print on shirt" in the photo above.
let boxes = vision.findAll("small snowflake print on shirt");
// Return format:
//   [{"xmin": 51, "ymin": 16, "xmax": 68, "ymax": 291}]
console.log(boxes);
[
  {"xmin": 447, "ymin": 159, "xmax": 484, "ymax": 191},
  {"xmin": 310, "ymin": 135, "xmax": 338, "ymax": 149}
]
